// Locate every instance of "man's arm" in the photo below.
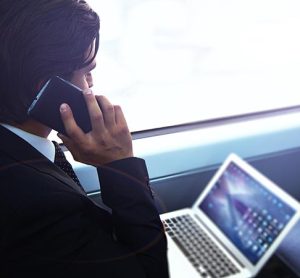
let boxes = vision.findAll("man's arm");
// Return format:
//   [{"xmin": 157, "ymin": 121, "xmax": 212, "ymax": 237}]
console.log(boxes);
[
  {"xmin": 99, "ymin": 157, "xmax": 168, "ymax": 277},
  {"xmin": 58, "ymin": 90, "xmax": 169, "ymax": 277}
]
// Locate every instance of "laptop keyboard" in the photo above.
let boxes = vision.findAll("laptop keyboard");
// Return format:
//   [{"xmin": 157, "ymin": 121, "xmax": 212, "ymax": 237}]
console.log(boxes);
[{"xmin": 163, "ymin": 214, "xmax": 240, "ymax": 278}]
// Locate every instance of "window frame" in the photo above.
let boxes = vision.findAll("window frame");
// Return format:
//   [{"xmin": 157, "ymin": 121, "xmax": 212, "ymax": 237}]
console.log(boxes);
[{"xmin": 68, "ymin": 107, "xmax": 300, "ymax": 193}]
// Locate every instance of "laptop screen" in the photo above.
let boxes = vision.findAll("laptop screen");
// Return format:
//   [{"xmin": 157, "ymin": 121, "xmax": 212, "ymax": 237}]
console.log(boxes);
[{"xmin": 199, "ymin": 161, "xmax": 297, "ymax": 264}]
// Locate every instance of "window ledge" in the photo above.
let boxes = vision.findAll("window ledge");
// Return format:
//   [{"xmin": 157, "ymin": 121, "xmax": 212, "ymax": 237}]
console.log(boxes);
[{"xmin": 68, "ymin": 111, "xmax": 300, "ymax": 192}]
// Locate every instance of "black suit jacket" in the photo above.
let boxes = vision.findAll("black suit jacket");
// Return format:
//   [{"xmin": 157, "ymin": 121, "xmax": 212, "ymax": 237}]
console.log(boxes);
[{"xmin": 0, "ymin": 125, "xmax": 169, "ymax": 277}]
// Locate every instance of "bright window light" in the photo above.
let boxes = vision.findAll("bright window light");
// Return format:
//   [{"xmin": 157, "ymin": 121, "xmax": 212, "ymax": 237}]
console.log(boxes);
[{"xmin": 50, "ymin": 0, "xmax": 300, "ymax": 141}]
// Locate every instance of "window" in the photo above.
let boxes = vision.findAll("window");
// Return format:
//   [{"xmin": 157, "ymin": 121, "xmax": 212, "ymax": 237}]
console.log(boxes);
[
  {"xmin": 51, "ymin": 0, "xmax": 300, "ymax": 141},
  {"xmin": 88, "ymin": 0, "xmax": 300, "ymax": 132}
]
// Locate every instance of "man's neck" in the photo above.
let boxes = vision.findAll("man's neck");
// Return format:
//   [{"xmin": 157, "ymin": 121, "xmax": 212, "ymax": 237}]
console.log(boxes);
[{"xmin": 13, "ymin": 119, "xmax": 52, "ymax": 138}]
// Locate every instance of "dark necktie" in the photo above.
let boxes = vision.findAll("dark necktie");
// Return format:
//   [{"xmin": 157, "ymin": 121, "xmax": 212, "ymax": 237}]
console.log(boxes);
[{"xmin": 52, "ymin": 141, "xmax": 85, "ymax": 192}]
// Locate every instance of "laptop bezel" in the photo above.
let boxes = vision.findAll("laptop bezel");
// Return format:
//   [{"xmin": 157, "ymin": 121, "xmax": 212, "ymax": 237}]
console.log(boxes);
[{"xmin": 192, "ymin": 153, "xmax": 300, "ymax": 276}]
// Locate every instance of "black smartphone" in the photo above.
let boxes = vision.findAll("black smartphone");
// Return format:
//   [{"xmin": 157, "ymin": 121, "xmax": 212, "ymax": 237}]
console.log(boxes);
[{"xmin": 28, "ymin": 76, "xmax": 92, "ymax": 135}]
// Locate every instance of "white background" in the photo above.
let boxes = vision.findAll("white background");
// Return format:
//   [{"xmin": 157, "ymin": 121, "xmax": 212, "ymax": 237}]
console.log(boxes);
[{"xmin": 86, "ymin": 0, "xmax": 300, "ymax": 131}]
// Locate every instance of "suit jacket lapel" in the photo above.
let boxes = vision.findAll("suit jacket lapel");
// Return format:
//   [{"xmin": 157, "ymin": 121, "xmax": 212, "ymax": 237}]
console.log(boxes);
[{"xmin": 0, "ymin": 125, "xmax": 86, "ymax": 195}]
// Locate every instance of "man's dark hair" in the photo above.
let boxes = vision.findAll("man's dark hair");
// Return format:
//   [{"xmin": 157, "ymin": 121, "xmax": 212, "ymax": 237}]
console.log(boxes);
[{"xmin": 0, "ymin": 0, "xmax": 100, "ymax": 124}]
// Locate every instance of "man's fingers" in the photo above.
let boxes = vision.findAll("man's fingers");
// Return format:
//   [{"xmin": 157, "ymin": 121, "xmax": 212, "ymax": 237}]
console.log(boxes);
[
  {"xmin": 83, "ymin": 90, "xmax": 105, "ymax": 133},
  {"xmin": 57, "ymin": 132, "xmax": 73, "ymax": 149},
  {"xmin": 60, "ymin": 103, "xmax": 85, "ymax": 139},
  {"xmin": 59, "ymin": 98, "xmax": 133, "ymax": 166},
  {"xmin": 95, "ymin": 95, "xmax": 116, "ymax": 127},
  {"xmin": 114, "ymin": 105, "xmax": 128, "ymax": 128}
]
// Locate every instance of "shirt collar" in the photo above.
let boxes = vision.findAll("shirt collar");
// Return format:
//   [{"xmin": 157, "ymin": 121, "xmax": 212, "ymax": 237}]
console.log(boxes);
[{"xmin": 1, "ymin": 123, "xmax": 55, "ymax": 162}]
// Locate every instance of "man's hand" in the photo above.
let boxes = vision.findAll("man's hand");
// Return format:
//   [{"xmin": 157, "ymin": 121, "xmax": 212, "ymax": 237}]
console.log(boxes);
[{"xmin": 58, "ymin": 90, "xmax": 133, "ymax": 166}]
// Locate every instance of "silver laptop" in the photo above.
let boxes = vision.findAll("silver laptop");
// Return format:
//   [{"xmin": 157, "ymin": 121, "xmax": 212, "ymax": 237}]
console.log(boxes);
[{"xmin": 161, "ymin": 153, "xmax": 300, "ymax": 278}]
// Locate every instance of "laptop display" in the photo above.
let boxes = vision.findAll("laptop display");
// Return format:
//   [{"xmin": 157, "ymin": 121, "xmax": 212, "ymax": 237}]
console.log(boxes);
[{"xmin": 199, "ymin": 161, "xmax": 297, "ymax": 265}]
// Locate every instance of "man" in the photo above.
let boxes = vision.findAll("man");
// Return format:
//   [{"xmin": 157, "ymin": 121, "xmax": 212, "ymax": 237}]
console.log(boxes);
[{"xmin": 0, "ymin": 1, "xmax": 169, "ymax": 277}]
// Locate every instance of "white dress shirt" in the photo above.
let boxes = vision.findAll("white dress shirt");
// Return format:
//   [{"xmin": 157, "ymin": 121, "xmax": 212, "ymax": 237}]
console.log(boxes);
[{"xmin": 1, "ymin": 123, "xmax": 55, "ymax": 162}]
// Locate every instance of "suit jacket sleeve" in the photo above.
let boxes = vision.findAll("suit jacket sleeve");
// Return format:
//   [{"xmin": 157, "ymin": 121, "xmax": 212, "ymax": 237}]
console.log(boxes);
[{"xmin": 97, "ymin": 157, "xmax": 169, "ymax": 278}]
